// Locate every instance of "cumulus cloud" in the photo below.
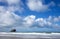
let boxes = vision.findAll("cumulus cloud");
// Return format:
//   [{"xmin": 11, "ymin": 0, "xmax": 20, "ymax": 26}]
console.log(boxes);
[
  {"xmin": 52, "ymin": 16, "xmax": 60, "ymax": 22},
  {"xmin": 7, "ymin": 0, "xmax": 24, "ymax": 12},
  {"xmin": 22, "ymin": 15, "xmax": 36, "ymax": 27},
  {"xmin": 35, "ymin": 16, "xmax": 60, "ymax": 28},
  {"xmin": 15, "ymin": 15, "xmax": 60, "ymax": 28},
  {"xmin": 15, "ymin": 15, "xmax": 60, "ymax": 31},
  {"xmin": 0, "ymin": 12, "xmax": 21, "ymax": 26},
  {"xmin": 0, "ymin": 0, "xmax": 24, "ymax": 12},
  {"xmin": 0, "ymin": 0, "xmax": 60, "ymax": 31},
  {"xmin": 35, "ymin": 18, "xmax": 52, "ymax": 27},
  {"xmin": 0, "ymin": 6, "xmax": 21, "ymax": 27},
  {"xmin": 0, "ymin": 6, "xmax": 6, "ymax": 13},
  {"xmin": 26, "ymin": 0, "xmax": 55, "ymax": 12},
  {"xmin": 0, "ymin": 6, "xmax": 60, "ymax": 28},
  {"xmin": 0, "ymin": 0, "xmax": 23, "ymax": 27},
  {"xmin": 6, "ymin": 0, "xmax": 20, "ymax": 5}
]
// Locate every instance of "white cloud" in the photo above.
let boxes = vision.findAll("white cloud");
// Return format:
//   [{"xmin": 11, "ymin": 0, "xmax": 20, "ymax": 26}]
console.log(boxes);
[
  {"xmin": 0, "ymin": 5, "xmax": 22, "ymax": 27},
  {"xmin": 0, "ymin": 6, "xmax": 60, "ymax": 29},
  {"xmin": 22, "ymin": 15, "xmax": 35, "ymax": 27},
  {"xmin": 0, "ymin": 0, "xmax": 24, "ymax": 27},
  {"xmin": 0, "ymin": 6, "xmax": 59, "ymax": 28},
  {"xmin": 21, "ymin": 15, "xmax": 59, "ymax": 28},
  {"xmin": 11, "ymin": 15, "xmax": 60, "ymax": 30},
  {"xmin": 35, "ymin": 18, "xmax": 46, "ymax": 26},
  {"xmin": 0, "ymin": 6, "xmax": 6, "ymax": 13},
  {"xmin": 27, "ymin": 0, "xmax": 48, "ymax": 12},
  {"xmin": 0, "ymin": 0, "xmax": 59, "ymax": 30},
  {"xmin": 0, "ymin": 10, "xmax": 21, "ymax": 26},
  {"xmin": 0, "ymin": 7, "xmax": 36, "ymax": 27},
  {"xmin": 35, "ymin": 18, "xmax": 52, "ymax": 27},
  {"xmin": 48, "ymin": 16, "xmax": 52, "ymax": 21},
  {"xmin": 54, "ymin": 17, "xmax": 59, "ymax": 22},
  {"xmin": 7, "ymin": 0, "xmax": 24, "ymax": 12},
  {"xmin": 0, "ymin": 0, "xmax": 24, "ymax": 13},
  {"xmin": 53, "ymin": 16, "xmax": 60, "ymax": 22},
  {"xmin": 27, "ymin": 0, "xmax": 55, "ymax": 12},
  {"xmin": 34, "ymin": 16, "xmax": 60, "ymax": 28},
  {"xmin": 6, "ymin": 0, "xmax": 20, "ymax": 5},
  {"xmin": 0, "ymin": 6, "xmax": 59, "ymax": 29}
]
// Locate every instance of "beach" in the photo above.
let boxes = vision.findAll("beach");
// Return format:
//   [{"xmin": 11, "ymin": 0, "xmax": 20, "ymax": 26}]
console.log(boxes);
[{"xmin": 0, "ymin": 32, "xmax": 60, "ymax": 39}]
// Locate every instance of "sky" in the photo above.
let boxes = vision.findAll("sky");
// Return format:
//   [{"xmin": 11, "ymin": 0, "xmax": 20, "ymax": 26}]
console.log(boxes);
[{"xmin": 0, "ymin": 0, "xmax": 60, "ymax": 32}]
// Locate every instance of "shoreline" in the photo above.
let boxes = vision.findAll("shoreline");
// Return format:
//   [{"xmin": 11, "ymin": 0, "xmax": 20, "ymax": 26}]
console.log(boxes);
[{"xmin": 0, "ymin": 32, "xmax": 60, "ymax": 35}]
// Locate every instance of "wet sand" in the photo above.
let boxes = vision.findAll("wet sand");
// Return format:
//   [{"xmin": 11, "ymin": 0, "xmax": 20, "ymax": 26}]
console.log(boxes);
[
  {"xmin": 0, "ymin": 33, "xmax": 60, "ymax": 39},
  {"xmin": 0, "ymin": 36, "xmax": 60, "ymax": 39}
]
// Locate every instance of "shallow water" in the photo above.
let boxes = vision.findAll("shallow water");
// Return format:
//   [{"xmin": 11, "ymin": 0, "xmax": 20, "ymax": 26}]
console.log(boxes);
[{"xmin": 0, "ymin": 33, "xmax": 60, "ymax": 39}]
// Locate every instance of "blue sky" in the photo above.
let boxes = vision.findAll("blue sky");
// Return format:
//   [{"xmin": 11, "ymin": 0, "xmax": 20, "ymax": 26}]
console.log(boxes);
[{"xmin": 0, "ymin": 0, "xmax": 60, "ymax": 32}]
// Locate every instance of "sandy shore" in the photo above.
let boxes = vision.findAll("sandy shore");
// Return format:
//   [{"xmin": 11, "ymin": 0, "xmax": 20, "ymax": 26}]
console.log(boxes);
[{"xmin": 0, "ymin": 32, "xmax": 60, "ymax": 39}]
